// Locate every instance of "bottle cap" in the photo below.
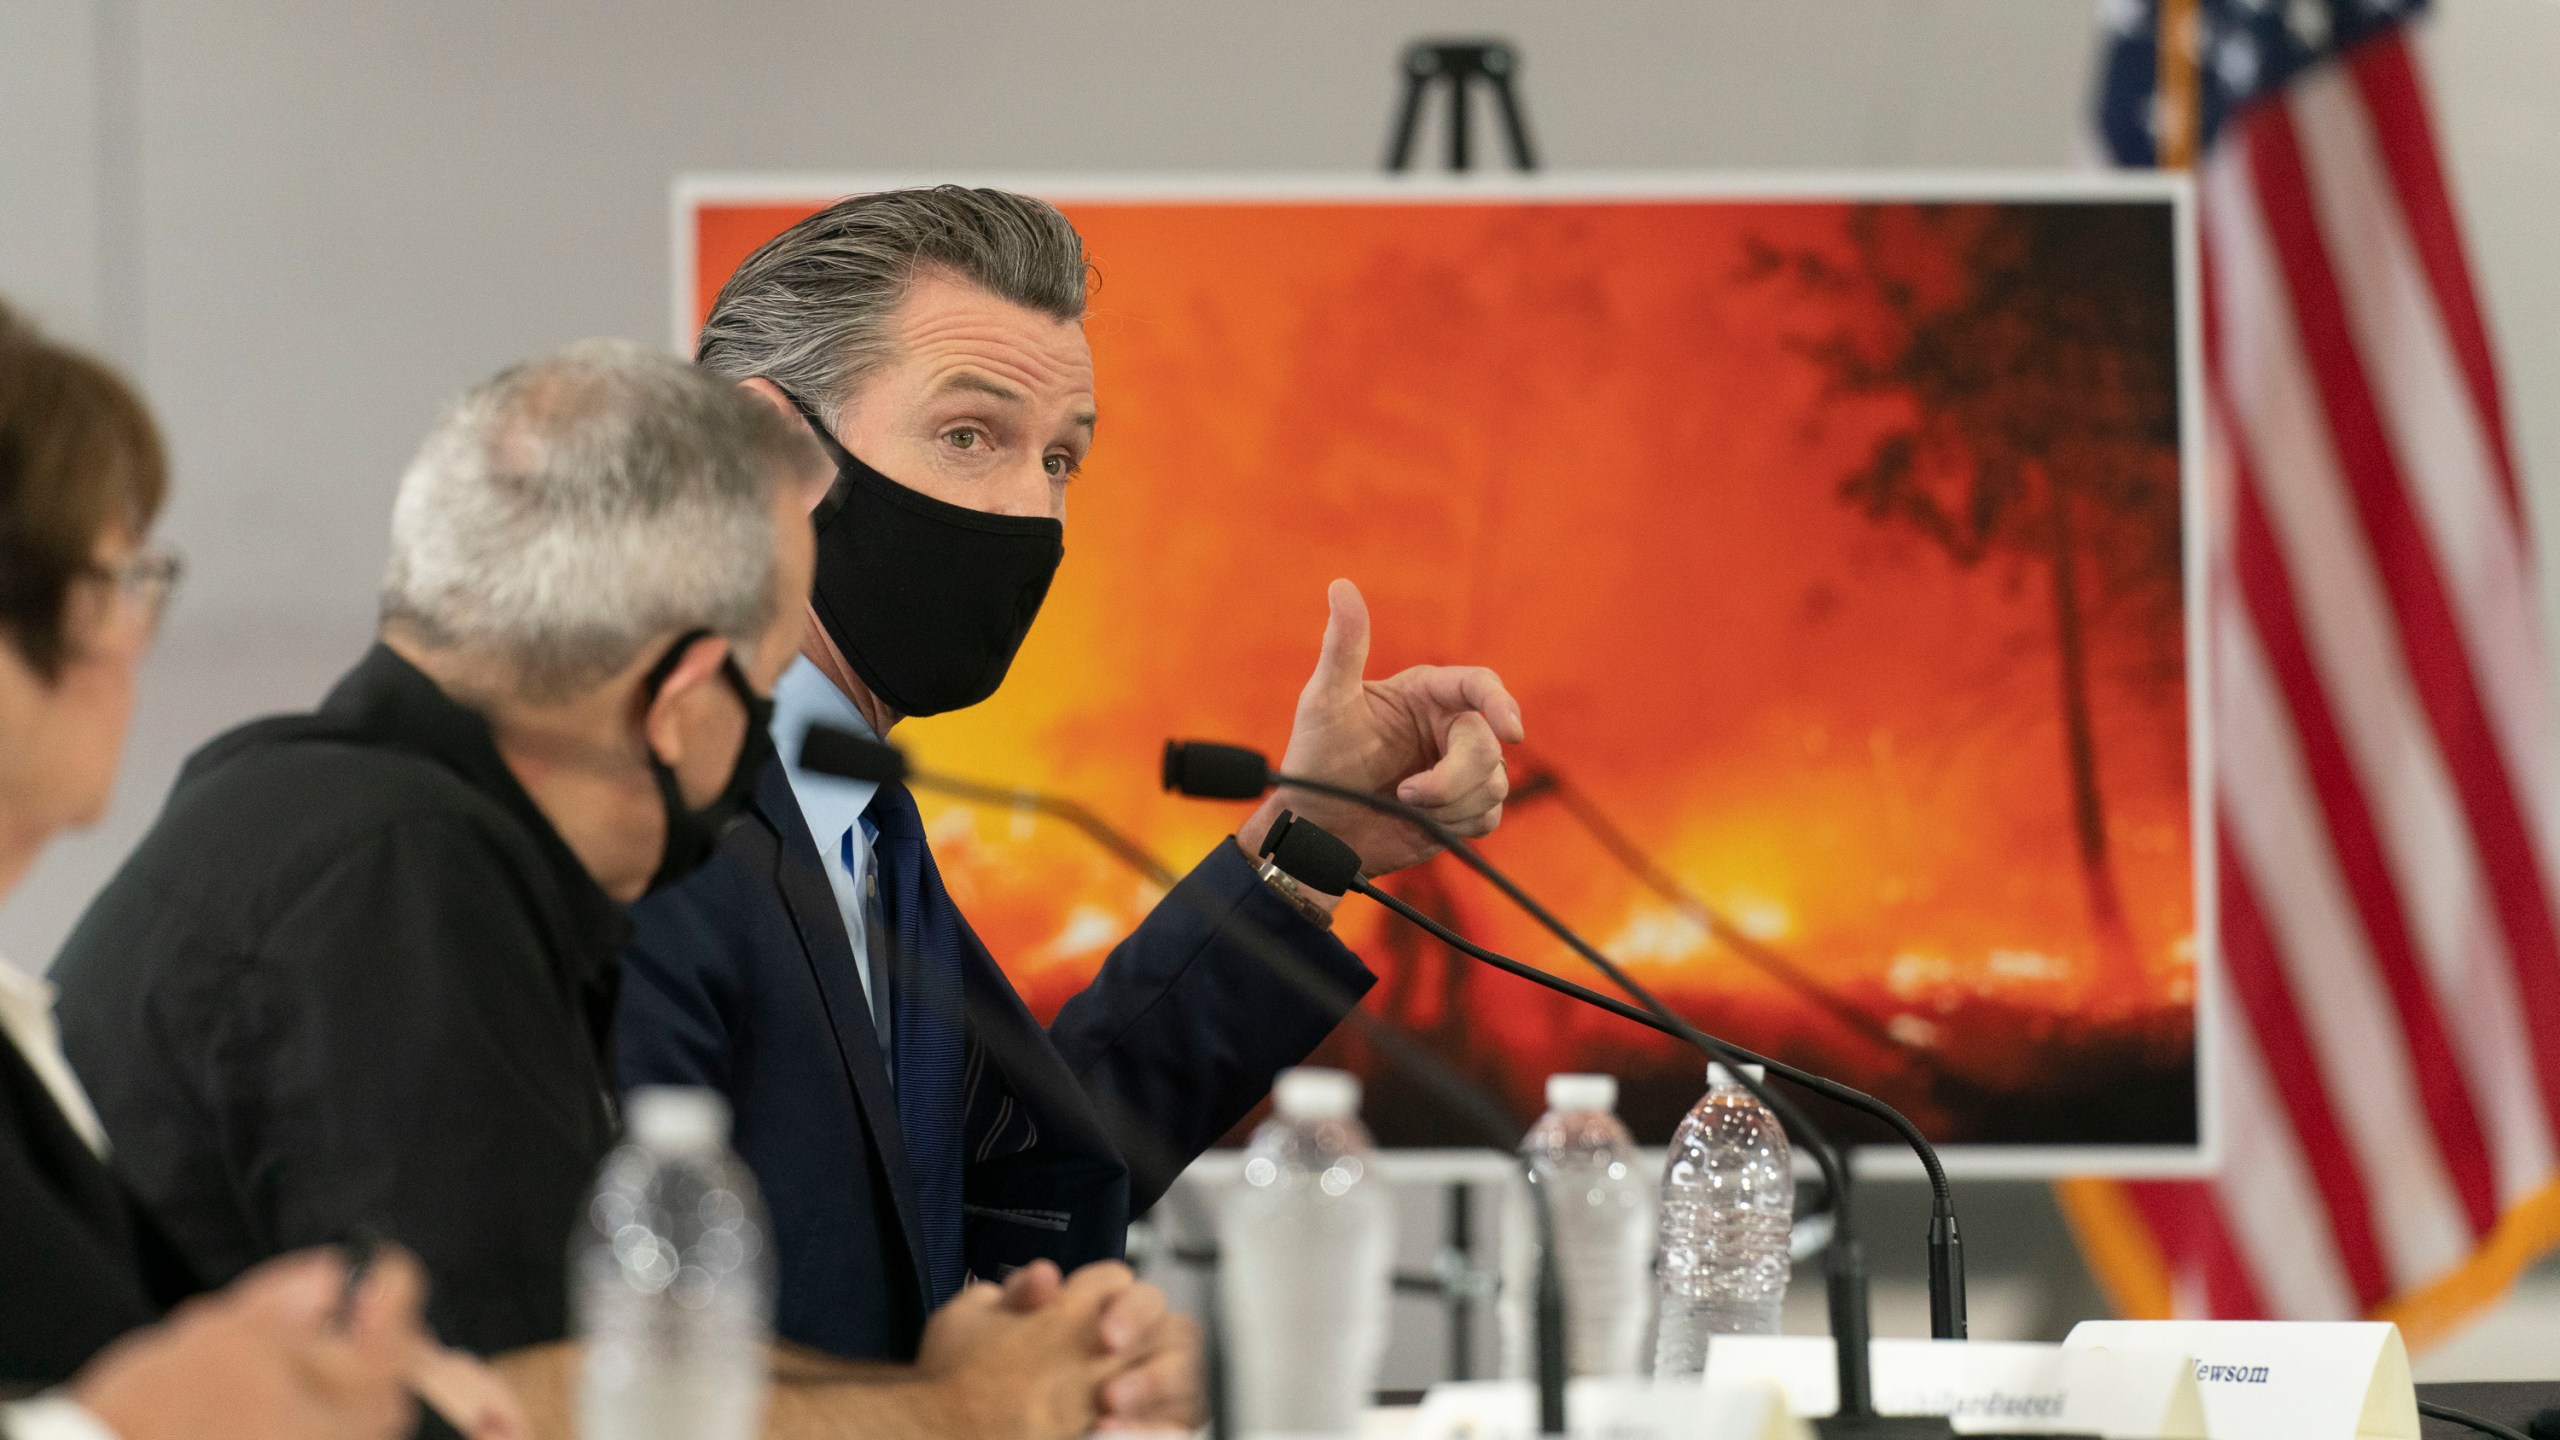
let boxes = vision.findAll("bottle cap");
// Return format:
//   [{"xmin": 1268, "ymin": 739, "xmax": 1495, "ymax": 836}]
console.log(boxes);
[
  {"xmin": 1273, "ymin": 1067, "xmax": 1362, "ymax": 1121},
  {"xmin": 1707, "ymin": 1062, "xmax": 1768, "ymax": 1088},
  {"xmin": 1545, "ymin": 1073, "xmax": 1618, "ymax": 1114},
  {"xmin": 627, "ymin": 1086, "xmax": 731, "ymax": 1152}
]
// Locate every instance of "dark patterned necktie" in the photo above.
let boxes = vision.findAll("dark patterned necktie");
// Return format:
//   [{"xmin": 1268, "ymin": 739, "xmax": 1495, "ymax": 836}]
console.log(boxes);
[{"xmin": 861, "ymin": 780, "xmax": 967, "ymax": 1305}]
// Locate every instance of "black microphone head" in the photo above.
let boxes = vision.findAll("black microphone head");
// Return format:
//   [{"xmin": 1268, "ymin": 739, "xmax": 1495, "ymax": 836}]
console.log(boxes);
[
  {"xmin": 799, "ymin": 724, "xmax": 909, "ymax": 784},
  {"xmin": 1161, "ymin": 740, "xmax": 1271, "ymax": 800},
  {"xmin": 1261, "ymin": 809, "xmax": 1363, "ymax": 897}
]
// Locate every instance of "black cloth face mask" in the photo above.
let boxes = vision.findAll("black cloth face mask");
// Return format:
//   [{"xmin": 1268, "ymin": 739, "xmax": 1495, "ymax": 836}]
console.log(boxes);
[
  {"xmin": 640, "ymin": 631, "xmax": 777, "ymax": 894},
  {"xmin": 778, "ymin": 387, "xmax": 1066, "ymax": 718}
]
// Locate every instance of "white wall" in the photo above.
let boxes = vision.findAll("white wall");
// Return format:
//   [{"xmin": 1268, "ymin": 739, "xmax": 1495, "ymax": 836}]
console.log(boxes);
[
  {"xmin": 6, "ymin": 0, "xmax": 2553, "ymax": 971},
  {"xmin": 2, "ymin": 0, "xmax": 2556, "ymax": 1375},
  {"xmin": 0, "ymin": 0, "xmax": 2127, "ymax": 968},
  {"xmin": 0, "ymin": 2, "xmax": 105, "ymax": 351},
  {"xmin": 13, "ymin": 0, "xmax": 2104, "ymax": 627}
]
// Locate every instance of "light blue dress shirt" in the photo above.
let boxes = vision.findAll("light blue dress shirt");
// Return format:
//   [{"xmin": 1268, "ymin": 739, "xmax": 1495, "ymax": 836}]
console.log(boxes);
[{"xmin": 769, "ymin": 656, "xmax": 887, "ymax": 1038}]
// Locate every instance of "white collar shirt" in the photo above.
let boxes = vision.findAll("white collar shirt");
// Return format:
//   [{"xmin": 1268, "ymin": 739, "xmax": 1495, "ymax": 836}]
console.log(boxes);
[
  {"xmin": 0, "ymin": 955, "xmax": 109, "ymax": 1157},
  {"xmin": 768, "ymin": 656, "xmax": 887, "ymax": 1036}
]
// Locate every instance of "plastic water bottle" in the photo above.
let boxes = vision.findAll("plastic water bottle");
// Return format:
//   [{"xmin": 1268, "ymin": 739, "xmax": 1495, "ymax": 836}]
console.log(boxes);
[
  {"xmin": 1502, "ymin": 1074, "xmax": 1655, "ymax": 1378},
  {"xmin": 1221, "ymin": 1067, "xmax": 1395, "ymax": 1435},
  {"xmin": 1652, "ymin": 1062, "xmax": 1794, "ymax": 1377},
  {"xmin": 575, "ymin": 1087, "xmax": 773, "ymax": 1440}
]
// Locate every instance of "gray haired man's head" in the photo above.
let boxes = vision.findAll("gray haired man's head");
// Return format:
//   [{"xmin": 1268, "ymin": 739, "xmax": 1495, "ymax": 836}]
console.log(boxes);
[
  {"xmin": 694, "ymin": 186, "xmax": 1088, "ymax": 421},
  {"xmin": 380, "ymin": 339, "xmax": 820, "ymax": 702}
]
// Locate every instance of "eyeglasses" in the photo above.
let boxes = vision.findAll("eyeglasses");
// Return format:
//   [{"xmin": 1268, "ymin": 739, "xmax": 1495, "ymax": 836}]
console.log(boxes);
[{"xmin": 84, "ymin": 547, "xmax": 184, "ymax": 637}]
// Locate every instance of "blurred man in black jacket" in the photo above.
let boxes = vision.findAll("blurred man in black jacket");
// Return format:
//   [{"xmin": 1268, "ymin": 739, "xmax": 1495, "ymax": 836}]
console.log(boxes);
[
  {"xmin": 54, "ymin": 339, "xmax": 1182, "ymax": 1440},
  {"xmin": 0, "ymin": 302, "xmax": 439, "ymax": 1440}
]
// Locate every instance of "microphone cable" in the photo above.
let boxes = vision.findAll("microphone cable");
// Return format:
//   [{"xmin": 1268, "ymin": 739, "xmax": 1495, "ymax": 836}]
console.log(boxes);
[
  {"xmin": 1252, "ymin": 807, "xmax": 1893, "ymax": 1428},
  {"xmin": 1508, "ymin": 764, "xmax": 1990, "ymax": 1101},
  {"xmin": 1167, "ymin": 739, "xmax": 1967, "ymax": 1351}
]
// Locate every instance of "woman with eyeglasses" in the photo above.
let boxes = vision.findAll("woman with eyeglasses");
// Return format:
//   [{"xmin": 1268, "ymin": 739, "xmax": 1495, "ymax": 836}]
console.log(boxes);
[{"xmin": 0, "ymin": 302, "xmax": 496, "ymax": 1440}]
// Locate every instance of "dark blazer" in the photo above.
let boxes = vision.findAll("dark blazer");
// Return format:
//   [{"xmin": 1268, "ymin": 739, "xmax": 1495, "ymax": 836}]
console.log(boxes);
[
  {"xmin": 53, "ymin": 646, "xmax": 630, "ymax": 1358},
  {"xmin": 0, "ymin": 1030, "xmax": 194, "ymax": 1388},
  {"xmin": 620, "ymin": 763, "xmax": 1373, "ymax": 1361},
  {"xmin": 1, "ymin": 1028, "xmax": 471, "ymax": 1440}
]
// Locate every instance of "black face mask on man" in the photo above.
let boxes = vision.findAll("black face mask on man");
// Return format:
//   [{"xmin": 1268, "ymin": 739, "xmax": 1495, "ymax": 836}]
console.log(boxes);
[
  {"xmin": 777, "ymin": 387, "xmax": 1065, "ymax": 718},
  {"xmin": 640, "ymin": 630, "xmax": 777, "ymax": 894}
]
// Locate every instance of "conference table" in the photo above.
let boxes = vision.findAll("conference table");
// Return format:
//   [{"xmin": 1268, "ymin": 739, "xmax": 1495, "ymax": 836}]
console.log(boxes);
[
  {"xmin": 1353, "ymin": 1381, "xmax": 2560, "ymax": 1438},
  {"xmin": 2416, "ymin": 1383, "xmax": 2560, "ymax": 1439}
]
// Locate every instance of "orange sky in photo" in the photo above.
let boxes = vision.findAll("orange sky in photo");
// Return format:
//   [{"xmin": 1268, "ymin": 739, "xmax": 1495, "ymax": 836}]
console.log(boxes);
[{"xmin": 688, "ymin": 193, "xmax": 2198, "ymax": 1147}]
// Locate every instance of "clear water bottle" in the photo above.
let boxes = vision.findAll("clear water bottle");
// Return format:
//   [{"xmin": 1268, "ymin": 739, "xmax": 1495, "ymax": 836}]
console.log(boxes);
[
  {"xmin": 1221, "ymin": 1067, "xmax": 1395, "ymax": 1436},
  {"xmin": 575, "ymin": 1087, "xmax": 773, "ymax": 1440},
  {"xmin": 1502, "ymin": 1074, "xmax": 1655, "ymax": 1378},
  {"xmin": 1652, "ymin": 1062, "xmax": 1794, "ymax": 1378}
]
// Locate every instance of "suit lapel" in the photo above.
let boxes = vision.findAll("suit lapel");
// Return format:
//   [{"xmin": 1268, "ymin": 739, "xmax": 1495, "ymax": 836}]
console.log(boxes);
[
  {"xmin": 959, "ymin": 947, "xmax": 1119, "ymax": 1165},
  {"xmin": 751, "ymin": 766, "xmax": 932, "ymax": 1304},
  {"xmin": 954, "ymin": 944, "xmax": 1133, "ymax": 1274},
  {"xmin": 0, "ymin": 1030, "xmax": 134, "ymax": 1259}
]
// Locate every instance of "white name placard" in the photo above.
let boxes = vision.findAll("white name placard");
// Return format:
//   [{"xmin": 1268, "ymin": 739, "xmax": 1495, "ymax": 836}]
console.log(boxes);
[
  {"xmin": 1404, "ymin": 1378, "xmax": 1807, "ymax": 1440},
  {"xmin": 2064, "ymin": 1321, "xmax": 2416, "ymax": 1440},
  {"xmin": 1701, "ymin": 1336, "xmax": 2205, "ymax": 1437}
]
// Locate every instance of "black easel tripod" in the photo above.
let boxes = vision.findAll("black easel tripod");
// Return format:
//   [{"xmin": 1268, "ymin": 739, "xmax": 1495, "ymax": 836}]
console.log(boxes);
[
  {"xmin": 1385, "ymin": 40, "xmax": 1539, "ymax": 173},
  {"xmin": 1383, "ymin": 36, "xmax": 1542, "ymax": 1386}
]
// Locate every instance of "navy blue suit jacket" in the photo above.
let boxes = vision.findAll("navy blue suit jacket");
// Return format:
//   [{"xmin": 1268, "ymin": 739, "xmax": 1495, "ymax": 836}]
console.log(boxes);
[{"xmin": 618, "ymin": 763, "xmax": 1373, "ymax": 1361}]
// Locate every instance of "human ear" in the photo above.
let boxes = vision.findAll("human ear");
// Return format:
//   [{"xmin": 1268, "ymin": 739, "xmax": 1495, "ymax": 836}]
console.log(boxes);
[
  {"xmin": 638, "ymin": 634, "xmax": 733, "ymax": 770},
  {"xmin": 736, "ymin": 377, "xmax": 803, "ymax": 424},
  {"xmin": 741, "ymin": 380, "xmax": 842, "ymax": 517}
]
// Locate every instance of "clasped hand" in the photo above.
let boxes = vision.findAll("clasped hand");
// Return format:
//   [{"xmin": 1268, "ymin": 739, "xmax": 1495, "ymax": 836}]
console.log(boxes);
[
  {"xmin": 912, "ymin": 1259, "xmax": 1199, "ymax": 1437},
  {"xmin": 72, "ymin": 1245, "xmax": 528, "ymax": 1440}
]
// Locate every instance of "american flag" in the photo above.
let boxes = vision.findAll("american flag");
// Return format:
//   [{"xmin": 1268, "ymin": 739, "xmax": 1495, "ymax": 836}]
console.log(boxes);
[{"xmin": 2064, "ymin": 0, "xmax": 2560, "ymax": 1339}]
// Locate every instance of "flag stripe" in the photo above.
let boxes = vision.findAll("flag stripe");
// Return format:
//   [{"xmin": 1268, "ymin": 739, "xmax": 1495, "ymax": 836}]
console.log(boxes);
[
  {"xmin": 2091, "ymin": 6, "xmax": 2560, "ymax": 1332},
  {"xmin": 2216, "ymin": 585, "xmax": 2472, "ymax": 1284},
  {"xmin": 2343, "ymin": 38, "xmax": 2527, "ymax": 531},
  {"xmin": 2206, "ymin": 155, "xmax": 2489, "ymax": 1280},
  {"xmin": 2456, "ymin": 913, "xmax": 2560, "ymax": 1205},
  {"xmin": 2242, "ymin": 101, "xmax": 2560, "ymax": 1138},
  {"xmin": 2200, "ymin": 145, "xmax": 2557, "ymax": 1205},
  {"xmin": 2128, "ymin": 1178, "xmax": 2269, "ymax": 1318},
  {"xmin": 2228, "ymin": 465, "xmax": 2501, "ymax": 1234},
  {"xmin": 2213, "ymin": 817, "xmax": 2394, "ymax": 1305},
  {"xmin": 2199, "ymin": 965, "xmax": 2356, "ymax": 1318},
  {"xmin": 2287, "ymin": 68, "xmax": 2560, "ymax": 923}
]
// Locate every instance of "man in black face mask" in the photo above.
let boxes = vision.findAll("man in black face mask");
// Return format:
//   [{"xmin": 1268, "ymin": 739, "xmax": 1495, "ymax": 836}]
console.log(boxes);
[
  {"xmin": 56, "ymin": 341, "xmax": 1182, "ymax": 1440},
  {"xmin": 624, "ymin": 188, "xmax": 1526, "ymax": 1411}
]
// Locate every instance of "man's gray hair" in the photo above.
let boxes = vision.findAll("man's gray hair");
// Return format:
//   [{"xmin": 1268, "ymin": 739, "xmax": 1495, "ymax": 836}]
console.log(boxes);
[
  {"xmin": 694, "ymin": 186, "xmax": 1088, "ymax": 422},
  {"xmin": 380, "ymin": 339, "xmax": 817, "ymax": 702}
]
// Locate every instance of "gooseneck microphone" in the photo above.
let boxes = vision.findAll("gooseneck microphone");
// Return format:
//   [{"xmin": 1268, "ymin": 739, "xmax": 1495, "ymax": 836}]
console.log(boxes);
[
  {"xmin": 1166, "ymin": 743, "xmax": 1961, "ymax": 1196},
  {"xmin": 1170, "ymin": 745, "xmax": 1967, "ymax": 1439},
  {"xmin": 798, "ymin": 725, "xmax": 1573, "ymax": 1437},
  {"xmin": 795, "ymin": 724, "xmax": 906, "ymax": 783},
  {"xmin": 1262, "ymin": 814, "xmax": 1858, "ymax": 1104},
  {"xmin": 1167, "ymin": 738, "xmax": 1966, "ymax": 1342},
  {"xmin": 798, "ymin": 725, "xmax": 1179, "ymax": 888},
  {"xmin": 1258, "ymin": 812, "xmax": 1898, "ymax": 1436}
]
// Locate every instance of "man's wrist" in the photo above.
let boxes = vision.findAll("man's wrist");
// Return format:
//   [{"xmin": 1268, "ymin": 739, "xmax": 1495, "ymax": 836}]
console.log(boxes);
[{"xmin": 1246, "ymin": 846, "xmax": 1339, "ymax": 926}]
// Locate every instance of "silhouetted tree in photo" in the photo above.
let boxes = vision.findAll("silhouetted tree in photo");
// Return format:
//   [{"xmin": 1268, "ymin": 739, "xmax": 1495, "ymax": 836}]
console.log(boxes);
[{"xmin": 1747, "ymin": 204, "xmax": 2183, "ymax": 1003}]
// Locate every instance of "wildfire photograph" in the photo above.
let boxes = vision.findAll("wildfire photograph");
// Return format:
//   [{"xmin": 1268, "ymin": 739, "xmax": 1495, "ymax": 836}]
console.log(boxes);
[{"xmin": 690, "ymin": 188, "xmax": 2201, "ymax": 1157}]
